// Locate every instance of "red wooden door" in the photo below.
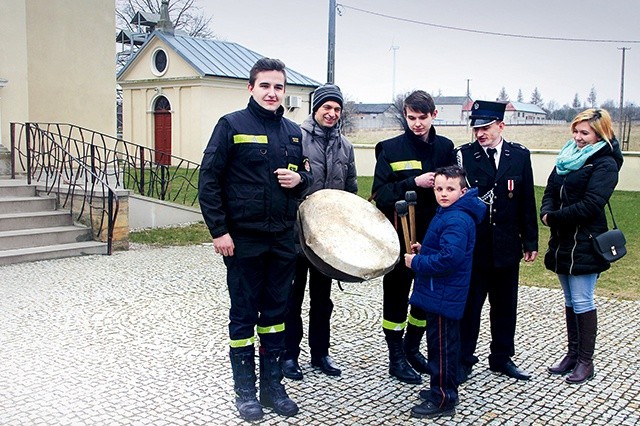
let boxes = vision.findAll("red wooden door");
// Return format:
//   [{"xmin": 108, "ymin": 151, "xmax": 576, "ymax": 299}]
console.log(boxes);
[{"xmin": 154, "ymin": 96, "xmax": 172, "ymax": 165}]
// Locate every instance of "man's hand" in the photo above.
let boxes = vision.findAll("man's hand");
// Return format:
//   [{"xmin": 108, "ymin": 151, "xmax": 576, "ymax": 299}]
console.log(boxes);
[
  {"xmin": 275, "ymin": 168, "xmax": 301, "ymax": 188},
  {"xmin": 414, "ymin": 172, "xmax": 435, "ymax": 188},
  {"xmin": 523, "ymin": 251, "xmax": 538, "ymax": 262},
  {"xmin": 213, "ymin": 233, "xmax": 234, "ymax": 257}
]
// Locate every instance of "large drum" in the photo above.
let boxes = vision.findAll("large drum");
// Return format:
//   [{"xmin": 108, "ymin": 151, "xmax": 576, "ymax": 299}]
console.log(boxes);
[{"xmin": 297, "ymin": 189, "xmax": 400, "ymax": 282}]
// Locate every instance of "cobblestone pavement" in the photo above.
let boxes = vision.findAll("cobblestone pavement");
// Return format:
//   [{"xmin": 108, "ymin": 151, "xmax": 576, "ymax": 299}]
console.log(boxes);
[{"xmin": 1, "ymin": 244, "xmax": 639, "ymax": 426}]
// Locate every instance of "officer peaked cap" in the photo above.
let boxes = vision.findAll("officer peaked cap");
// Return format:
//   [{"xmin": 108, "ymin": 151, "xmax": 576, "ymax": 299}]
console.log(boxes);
[{"xmin": 469, "ymin": 100, "xmax": 507, "ymax": 128}]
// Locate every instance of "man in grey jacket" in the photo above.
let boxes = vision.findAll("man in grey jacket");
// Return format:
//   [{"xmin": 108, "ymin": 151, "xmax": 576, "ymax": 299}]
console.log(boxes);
[{"xmin": 281, "ymin": 84, "xmax": 358, "ymax": 380}]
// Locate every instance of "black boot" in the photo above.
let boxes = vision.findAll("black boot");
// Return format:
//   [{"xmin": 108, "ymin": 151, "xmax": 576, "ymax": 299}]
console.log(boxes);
[
  {"xmin": 548, "ymin": 306, "xmax": 578, "ymax": 375},
  {"xmin": 386, "ymin": 333, "xmax": 422, "ymax": 384},
  {"xmin": 259, "ymin": 348, "xmax": 299, "ymax": 417},
  {"xmin": 229, "ymin": 350, "xmax": 264, "ymax": 421},
  {"xmin": 566, "ymin": 310, "xmax": 597, "ymax": 384},
  {"xmin": 404, "ymin": 324, "xmax": 431, "ymax": 374}
]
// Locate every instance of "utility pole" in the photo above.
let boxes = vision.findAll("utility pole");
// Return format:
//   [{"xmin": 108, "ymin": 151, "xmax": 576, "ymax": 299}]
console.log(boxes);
[
  {"xmin": 327, "ymin": 0, "xmax": 336, "ymax": 83},
  {"xmin": 391, "ymin": 42, "xmax": 399, "ymax": 101},
  {"xmin": 466, "ymin": 79, "xmax": 472, "ymax": 99},
  {"xmin": 618, "ymin": 47, "xmax": 630, "ymax": 137}
]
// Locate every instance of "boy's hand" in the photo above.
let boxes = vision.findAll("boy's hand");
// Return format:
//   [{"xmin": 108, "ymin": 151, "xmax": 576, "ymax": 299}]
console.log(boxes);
[
  {"xmin": 410, "ymin": 242, "xmax": 421, "ymax": 254},
  {"xmin": 404, "ymin": 253, "xmax": 415, "ymax": 269}
]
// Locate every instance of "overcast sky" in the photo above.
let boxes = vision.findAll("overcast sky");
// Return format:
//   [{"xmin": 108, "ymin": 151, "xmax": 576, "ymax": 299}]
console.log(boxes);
[{"xmin": 204, "ymin": 0, "xmax": 640, "ymax": 108}]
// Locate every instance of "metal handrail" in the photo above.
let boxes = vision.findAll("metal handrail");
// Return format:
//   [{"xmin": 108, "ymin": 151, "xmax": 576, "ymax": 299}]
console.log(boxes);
[
  {"xmin": 9, "ymin": 122, "xmax": 203, "ymax": 254},
  {"xmin": 21, "ymin": 122, "xmax": 201, "ymax": 206},
  {"xmin": 10, "ymin": 122, "xmax": 119, "ymax": 254}
]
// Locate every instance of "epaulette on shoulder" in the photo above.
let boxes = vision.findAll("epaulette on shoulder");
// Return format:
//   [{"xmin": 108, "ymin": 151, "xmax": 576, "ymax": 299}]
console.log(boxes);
[
  {"xmin": 509, "ymin": 141, "xmax": 529, "ymax": 151},
  {"xmin": 455, "ymin": 142, "xmax": 473, "ymax": 152}
]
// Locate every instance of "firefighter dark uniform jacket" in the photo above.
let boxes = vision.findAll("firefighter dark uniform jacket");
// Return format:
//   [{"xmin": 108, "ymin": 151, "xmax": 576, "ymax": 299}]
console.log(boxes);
[
  {"xmin": 199, "ymin": 97, "xmax": 311, "ymax": 238},
  {"xmin": 455, "ymin": 139, "xmax": 538, "ymax": 268},
  {"xmin": 372, "ymin": 126, "xmax": 455, "ymax": 242}
]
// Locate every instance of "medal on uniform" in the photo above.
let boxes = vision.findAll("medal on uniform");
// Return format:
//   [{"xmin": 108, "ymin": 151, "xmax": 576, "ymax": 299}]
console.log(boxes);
[{"xmin": 508, "ymin": 179, "xmax": 514, "ymax": 198}]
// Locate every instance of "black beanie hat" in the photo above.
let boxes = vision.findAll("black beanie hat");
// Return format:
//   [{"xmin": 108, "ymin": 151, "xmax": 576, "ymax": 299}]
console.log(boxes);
[{"xmin": 312, "ymin": 84, "xmax": 344, "ymax": 113}]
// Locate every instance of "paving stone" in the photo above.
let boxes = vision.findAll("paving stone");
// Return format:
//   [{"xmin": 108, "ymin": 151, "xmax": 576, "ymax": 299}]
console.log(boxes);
[{"xmin": 0, "ymin": 244, "xmax": 639, "ymax": 425}]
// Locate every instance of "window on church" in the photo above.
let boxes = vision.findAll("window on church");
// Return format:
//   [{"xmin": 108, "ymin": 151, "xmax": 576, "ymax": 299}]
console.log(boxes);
[{"xmin": 152, "ymin": 49, "xmax": 168, "ymax": 75}]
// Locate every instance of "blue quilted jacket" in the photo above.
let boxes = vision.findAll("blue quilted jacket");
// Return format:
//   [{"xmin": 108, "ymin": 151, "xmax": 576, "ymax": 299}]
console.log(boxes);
[{"xmin": 409, "ymin": 188, "xmax": 486, "ymax": 320}]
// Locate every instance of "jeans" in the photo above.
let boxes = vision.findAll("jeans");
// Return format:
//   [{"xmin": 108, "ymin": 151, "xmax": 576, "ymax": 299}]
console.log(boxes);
[{"xmin": 557, "ymin": 273, "xmax": 598, "ymax": 314}]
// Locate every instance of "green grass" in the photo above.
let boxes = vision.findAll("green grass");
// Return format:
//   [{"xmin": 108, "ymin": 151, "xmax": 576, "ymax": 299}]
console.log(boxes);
[
  {"xmin": 129, "ymin": 222, "xmax": 211, "ymax": 246},
  {"xmin": 130, "ymin": 176, "xmax": 638, "ymax": 300},
  {"xmin": 521, "ymin": 187, "xmax": 639, "ymax": 301}
]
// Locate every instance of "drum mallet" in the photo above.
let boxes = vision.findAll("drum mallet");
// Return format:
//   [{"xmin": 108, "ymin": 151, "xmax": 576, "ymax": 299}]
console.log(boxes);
[
  {"xmin": 405, "ymin": 190, "xmax": 417, "ymax": 245},
  {"xmin": 395, "ymin": 200, "xmax": 412, "ymax": 254}
]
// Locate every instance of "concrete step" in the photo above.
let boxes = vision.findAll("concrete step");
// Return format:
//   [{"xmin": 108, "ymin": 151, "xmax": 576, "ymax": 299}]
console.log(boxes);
[
  {"xmin": 0, "ymin": 196, "xmax": 56, "ymax": 214},
  {"xmin": 0, "ymin": 241, "xmax": 108, "ymax": 266},
  {"xmin": 0, "ymin": 210, "xmax": 73, "ymax": 232},
  {"xmin": 0, "ymin": 180, "xmax": 36, "ymax": 197},
  {"xmin": 0, "ymin": 225, "xmax": 93, "ymax": 250}
]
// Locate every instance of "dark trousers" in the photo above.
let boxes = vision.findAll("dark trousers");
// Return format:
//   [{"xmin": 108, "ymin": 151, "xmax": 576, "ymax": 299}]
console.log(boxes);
[
  {"xmin": 424, "ymin": 312, "xmax": 459, "ymax": 408},
  {"xmin": 460, "ymin": 263, "xmax": 520, "ymax": 368},
  {"xmin": 382, "ymin": 261, "xmax": 426, "ymax": 333},
  {"xmin": 284, "ymin": 255, "xmax": 334, "ymax": 359},
  {"xmin": 225, "ymin": 231, "xmax": 296, "ymax": 353}
]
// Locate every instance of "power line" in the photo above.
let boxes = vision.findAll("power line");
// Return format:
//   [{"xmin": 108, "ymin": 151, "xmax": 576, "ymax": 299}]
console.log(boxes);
[{"xmin": 336, "ymin": 3, "xmax": 640, "ymax": 44}]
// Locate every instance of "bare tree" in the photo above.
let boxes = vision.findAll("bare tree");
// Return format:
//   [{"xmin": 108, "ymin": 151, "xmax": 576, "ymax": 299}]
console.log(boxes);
[
  {"xmin": 587, "ymin": 86, "xmax": 597, "ymax": 108},
  {"xmin": 572, "ymin": 93, "xmax": 581, "ymax": 108},
  {"xmin": 392, "ymin": 92, "xmax": 410, "ymax": 130},
  {"xmin": 339, "ymin": 98, "xmax": 357, "ymax": 133},
  {"xmin": 116, "ymin": 0, "xmax": 214, "ymax": 38},
  {"xmin": 498, "ymin": 87, "xmax": 509, "ymax": 102},
  {"xmin": 530, "ymin": 87, "xmax": 543, "ymax": 107}
]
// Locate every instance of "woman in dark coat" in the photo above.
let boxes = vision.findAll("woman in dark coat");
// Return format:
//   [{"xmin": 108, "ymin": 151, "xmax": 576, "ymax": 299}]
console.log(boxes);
[{"xmin": 540, "ymin": 108, "xmax": 623, "ymax": 384}]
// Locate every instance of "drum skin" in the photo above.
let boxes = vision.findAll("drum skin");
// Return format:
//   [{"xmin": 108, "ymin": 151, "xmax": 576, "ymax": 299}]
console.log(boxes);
[{"xmin": 297, "ymin": 189, "xmax": 400, "ymax": 282}]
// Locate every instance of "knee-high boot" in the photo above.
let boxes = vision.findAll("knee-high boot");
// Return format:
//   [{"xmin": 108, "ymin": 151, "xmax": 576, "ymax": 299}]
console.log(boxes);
[
  {"xmin": 229, "ymin": 349, "xmax": 264, "ymax": 421},
  {"xmin": 566, "ymin": 310, "xmax": 597, "ymax": 384},
  {"xmin": 404, "ymin": 324, "xmax": 431, "ymax": 374},
  {"xmin": 259, "ymin": 347, "xmax": 299, "ymax": 417},
  {"xmin": 548, "ymin": 306, "xmax": 578, "ymax": 375},
  {"xmin": 386, "ymin": 331, "xmax": 422, "ymax": 384}
]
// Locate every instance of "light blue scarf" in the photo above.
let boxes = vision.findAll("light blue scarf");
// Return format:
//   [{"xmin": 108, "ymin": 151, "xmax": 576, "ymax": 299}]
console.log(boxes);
[{"xmin": 555, "ymin": 139, "xmax": 607, "ymax": 175}]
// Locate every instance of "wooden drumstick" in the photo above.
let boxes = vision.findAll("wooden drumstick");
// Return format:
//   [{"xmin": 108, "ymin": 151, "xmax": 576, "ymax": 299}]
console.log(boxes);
[
  {"xmin": 395, "ymin": 200, "xmax": 411, "ymax": 254},
  {"xmin": 405, "ymin": 191, "xmax": 417, "ymax": 245}
]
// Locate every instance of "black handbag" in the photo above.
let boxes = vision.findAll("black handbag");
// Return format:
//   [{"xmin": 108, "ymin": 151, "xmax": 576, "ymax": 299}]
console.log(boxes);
[{"xmin": 591, "ymin": 202, "xmax": 626, "ymax": 263}]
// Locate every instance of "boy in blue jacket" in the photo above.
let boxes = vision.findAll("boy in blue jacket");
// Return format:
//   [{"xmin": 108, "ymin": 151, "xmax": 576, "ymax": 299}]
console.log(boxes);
[{"xmin": 404, "ymin": 165, "xmax": 486, "ymax": 419}]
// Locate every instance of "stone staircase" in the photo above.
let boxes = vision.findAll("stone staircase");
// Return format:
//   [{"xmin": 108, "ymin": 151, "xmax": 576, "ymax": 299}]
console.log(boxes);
[{"xmin": 0, "ymin": 180, "xmax": 108, "ymax": 265}]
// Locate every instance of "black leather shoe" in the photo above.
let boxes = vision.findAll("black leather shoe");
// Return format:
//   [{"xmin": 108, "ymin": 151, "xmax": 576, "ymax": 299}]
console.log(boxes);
[
  {"xmin": 490, "ymin": 360, "xmax": 531, "ymax": 381},
  {"xmin": 410, "ymin": 400, "xmax": 455, "ymax": 419},
  {"xmin": 418, "ymin": 389, "xmax": 460, "ymax": 406},
  {"xmin": 389, "ymin": 358, "xmax": 422, "ymax": 384},
  {"xmin": 311, "ymin": 355, "xmax": 341, "ymax": 376},
  {"xmin": 281, "ymin": 358, "xmax": 303, "ymax": 380}
]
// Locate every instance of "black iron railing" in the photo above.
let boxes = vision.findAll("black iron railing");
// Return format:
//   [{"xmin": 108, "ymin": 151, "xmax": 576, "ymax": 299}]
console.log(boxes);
[
  {"xmin": 10, "ymin": 122, "xmax": 119, "ymax": 254},
  {"xmin": 9, "ymin": 122, "xmax": 202, "ymax": 254},
  {"xmin": 13, "ymin": 122, "xmax": 201, "ymax": 206}
]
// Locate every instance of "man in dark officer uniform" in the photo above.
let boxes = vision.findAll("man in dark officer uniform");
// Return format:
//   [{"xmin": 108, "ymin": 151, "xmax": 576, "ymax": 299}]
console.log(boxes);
[
  {"xmin": 198, "ymin": 58, "xmax": 311, "ymax": 421},
  {"xmin": 456, "ymin": 100, "xmax": 538, "ymax": 382},
  {"xmin": 372, "ymin": 90, "xmax": 455, "ymax": 384}
]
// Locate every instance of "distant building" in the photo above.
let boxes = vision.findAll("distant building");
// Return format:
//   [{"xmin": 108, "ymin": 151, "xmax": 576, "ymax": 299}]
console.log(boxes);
[
  {"xmin": 117, "ymin": 5, "xmax": 319, "ymax": 164},
  {"xmin": 434, "ymin": 96, "xmax": 472, "ymax": 123},
  {"xmin": 462, "ymin": 100, "xmax": 547, "ymax": 124},
  {"xmin": 348, "ymin": 103, "xmax": 401, "ymax": 131},
  {"xmin": 505, "ymin": 101, "xmax": 547, "ymax": 123}
]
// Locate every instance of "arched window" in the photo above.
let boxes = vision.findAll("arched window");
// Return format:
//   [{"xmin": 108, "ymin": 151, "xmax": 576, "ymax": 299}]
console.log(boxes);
[{"xmin": 154, "ymin": 96, "xmax": 170, "ymax": 112}]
